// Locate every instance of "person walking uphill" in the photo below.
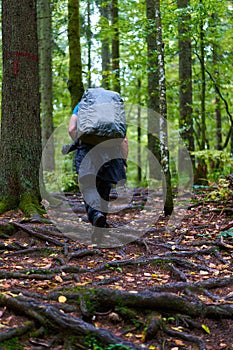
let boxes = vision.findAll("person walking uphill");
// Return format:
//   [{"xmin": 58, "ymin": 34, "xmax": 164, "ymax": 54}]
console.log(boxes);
[{"xmin": 68, "ymin": 87, "xmax": 128, "ymax": 243}]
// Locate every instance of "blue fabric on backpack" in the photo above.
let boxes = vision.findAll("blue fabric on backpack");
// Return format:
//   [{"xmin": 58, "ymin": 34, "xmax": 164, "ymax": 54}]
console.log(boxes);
[{"xmin": 73, "ymin": 103, "xmax": 79, "ymax": 114}]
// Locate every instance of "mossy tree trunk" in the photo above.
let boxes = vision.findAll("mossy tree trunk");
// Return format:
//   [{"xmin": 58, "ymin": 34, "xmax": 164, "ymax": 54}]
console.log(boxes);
[
  {"xmin": 99, "ymin": 0, "xmax": 111, "ymax": 89},
  {"xmin": 0, "ymin": 0, "xmax": 44, "ymax": 216},
  {"xmin": 155, "ymin": 0, "xmax": 173, "ymax": 216},
  {"xmin": 194, "ymin": 0, "xmax": 208, "ymax": 184},
  {"xmin": 177, "ymin": 0, "xmax": 195, "ymax": 171},
  {"xmin": 146, "ymin": 0, "xmax": 161, "ymax": 180},
  {"xmin": 68, "ymin": 0, "xmax": 84, "ymax": 109}
]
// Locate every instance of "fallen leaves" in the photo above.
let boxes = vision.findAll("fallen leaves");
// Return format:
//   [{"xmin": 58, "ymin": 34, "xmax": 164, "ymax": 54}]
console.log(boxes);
[
  {"xmin": 0, "ymin": 188, "xmax": 232, "ymax": 349},
  {"xmin": 202, "ymin": 324, "xmax": 211, "ymax": 334},
  {"xmin": 58, "ymin": 295, "xmax": 67, "ymax": 303}
]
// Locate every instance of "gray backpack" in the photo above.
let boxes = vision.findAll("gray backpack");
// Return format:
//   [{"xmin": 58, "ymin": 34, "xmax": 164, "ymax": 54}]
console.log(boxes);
[{"xmin": 76, "ymin": 88, "xmax": 126, "ymax": 145}]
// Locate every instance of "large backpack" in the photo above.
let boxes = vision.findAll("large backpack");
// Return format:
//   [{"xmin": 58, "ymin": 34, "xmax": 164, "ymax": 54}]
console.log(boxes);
[{"xmin": 76, "ymin": 88, "xmax": 126, "ymax": 145}]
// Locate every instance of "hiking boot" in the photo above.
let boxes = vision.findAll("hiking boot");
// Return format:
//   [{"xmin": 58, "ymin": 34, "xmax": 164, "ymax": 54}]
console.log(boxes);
[{"xmin": 92, "ymin": 212, "xmax": 106, "ymax": 227}]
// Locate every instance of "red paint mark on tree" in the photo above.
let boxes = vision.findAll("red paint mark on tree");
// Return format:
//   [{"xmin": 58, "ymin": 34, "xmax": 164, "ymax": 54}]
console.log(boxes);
[{"xmin": 6, "ymin": 52, "xmax": 39, "ymax": 75}]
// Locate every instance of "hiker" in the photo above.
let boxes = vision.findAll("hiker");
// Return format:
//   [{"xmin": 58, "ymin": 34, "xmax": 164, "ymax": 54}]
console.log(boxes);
[{"xmin": 68, "ymin": 88, "xmax": 128, "ymax": 233}]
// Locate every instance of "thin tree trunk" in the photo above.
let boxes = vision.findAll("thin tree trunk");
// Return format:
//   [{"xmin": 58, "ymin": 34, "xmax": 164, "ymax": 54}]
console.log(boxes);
[
  {"xmin": 100, "ymin": 0, "xmax": 111, "ymax": 89},
  {"xmin": 38, "ymin": 0, "xmax": 55, "ymax": 171},
  {"xmin": 111, "ymin": 0, "xmax": 120, "ymax": 93},
  {"xmin": 200, "ymin": 11, "xmax": 206, "ymax": 151},
  {"xmin": 155, "ymin": 0, "xmax": 173, "ymax": 216},
  {"xmin": 195, "ymin": 0, "xmax": 208, "ymax": 183},
  {"xmin": 211, "ymin": 16, "xmax": 222, "ymax": 151},
  {"xmin": 137, "ymin": 79, "xmax": 142, "ymax": 183},
  {"xmin": 68, "ymin": 0, "xmax": 84, "ymax": 109},
  {"xmin": 87, "ymin": 0, "xmax": 92, "ymax": 88},
  {"xmin": 177, "ymin": 0, "xmax": 195, "ymax": 170},
  {"xmin": 146, "ymin": 0, "xmax": 161, "ymax": 180}
]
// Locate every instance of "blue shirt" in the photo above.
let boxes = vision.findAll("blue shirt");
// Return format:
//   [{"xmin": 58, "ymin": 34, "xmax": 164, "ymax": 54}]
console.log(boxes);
[{"xmin": 73, "ymin": 103, "xmax": 79, "ymax": 114}]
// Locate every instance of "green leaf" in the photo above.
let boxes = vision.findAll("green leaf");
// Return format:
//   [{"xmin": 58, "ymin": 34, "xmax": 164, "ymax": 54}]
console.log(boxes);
[
  {"xmin": 218, "ymin": 228, "xmax": 233, "ymax": 238},
  {"xmin": 202, "ymin": 324, "xmax": 211, "ymax": 334}
]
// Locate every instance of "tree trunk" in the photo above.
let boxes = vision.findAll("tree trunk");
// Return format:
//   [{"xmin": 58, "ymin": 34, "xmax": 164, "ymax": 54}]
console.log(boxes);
[
  {"xmin": 99, "ymin": 0, "xmax": 111, "ymax": 89},
  {"xmin": 199, "ymin": 3, "xmax": 206, "ymax": 151},
  {"xmin": 194, "ymin": 0, "xmax": 208, "ymax": 184},
  {"xmin": 68, "ymin": 0, "xmax": 84, "ymax": 109},
  {"xmin": 146, "ymin": 0, "xmax": 161, "ymax": 180},
  {"xmin": 137, "ymin": 79, "xmax": 142, "ymax": 183},
  {"xmin": 177, "ymin": 0, "xmax": 195, "ymax": 170},
  {"xmin": 0, "ymin": 0, "xmax": 44, "ymax": 216},
  {"xmin": 38, "ymin": 0, "xmax": 55, "ymax": 171},
  {"xmin": 231, "ymin": 128, "xmax": 233, "ymax": 157},
  {"xmin": 155, "ymin": 0, "xmax": 173, "ymax": 216},
  {"xmin": 111, "ymin": 0, "xmax": 120, "ymax": 93},
  {"xmin": 87, "ymin": 0, "xmax": 92, "ymax": 88},
  {"xmin": 211, "ymin": 20, "xmax": 222, "ymax": 151}
]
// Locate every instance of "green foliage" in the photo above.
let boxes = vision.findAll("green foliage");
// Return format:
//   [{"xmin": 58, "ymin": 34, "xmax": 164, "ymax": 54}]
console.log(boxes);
[
  {"xmin": 84, "ymin": 336, "xmax": 131, "ymax": 350},
  {"xmin": 107, "ymin": 345, "xmax": 131, "ymax": 350},
  {"xmin": 51, "ymin": 0, "xmax": 71, "ymax": 114},
  {"xmin": 44, "ymin": 170, "xmax": 79, "ymax": 193},
  {"xmin": 207, "ymin": 177, "xmax": 233, "ymax": 202},
  {"xmin": 192, "ymin": 150, "xmax": 233, "ymax": 182},
  {"xmin": 217, "ymin": 228, "xmax": 233, "ymax": 239},
  {"xmin": 1, "ymin": 338, "xmax": 24, "ymax": 350},
  {"xmin": 48, "ymin": 0, "xmax": 233, "ymax": 190}
]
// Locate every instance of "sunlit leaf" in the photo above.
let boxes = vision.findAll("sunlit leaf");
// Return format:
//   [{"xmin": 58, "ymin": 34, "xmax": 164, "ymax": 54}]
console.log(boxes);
[
  {"xmin": 202, "ymin": 324, "xmax": 211, "ymax": 334},
  {"xmin": 125, "ymin": 332, "xmax": 133, "ymax": 337},
  {"xmin": 55, "ymin": 275, "xmax": 63, "ymax": 283},
  {"xmin": 58, "ymin": 295, "xmax": 67, "ymax": 303},
  {"xmin": 174, "ymin": 339, "xmax": 185, "ymax": 346}
]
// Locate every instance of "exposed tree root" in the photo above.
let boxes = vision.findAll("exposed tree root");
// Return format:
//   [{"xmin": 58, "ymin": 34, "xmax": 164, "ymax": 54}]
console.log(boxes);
[
  {"xmin": 0, "ymin": 320, "xmax": 35, "ymax": 343},
  {"xmin": 0, "ymin": 187, "xmax": 232, "ymax": 349},
  {"xmin": 12, "ymin": 222, "xmax": 64, "ymax": 246},
  {"xmin": 48, "ymin": 287, "xmax": 233, "ymax": 319},
  {"xmin": 163, "ymin": 326, "xmax": 207, "ymax": 350},
  {"xmin": 0, "ymin": 293, "xmax": 145, "ymax": 350}
]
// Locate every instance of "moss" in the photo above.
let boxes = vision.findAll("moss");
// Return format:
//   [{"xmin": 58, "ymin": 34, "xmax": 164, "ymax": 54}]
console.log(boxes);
[
  {"xmin": 0, "ymin": 196, "xmax": 18, "ymax": 215},
  {"xmin": 0, "ymin": 192, "xmax": 46, "ymax": 218},
  {"xmin": 0, "ymin": 223, "xmax": 17, "ymax": 236},
  {"xmin": 115, "ymin": 305, "xmax": 139, "ymax": 320},
  {"xmin": 1, "ymin": 337, "xmax": 24, "ymax": 350},
  {"xmin": 19, "ymin": 192, "xmax": 46, "ymax": 217}
]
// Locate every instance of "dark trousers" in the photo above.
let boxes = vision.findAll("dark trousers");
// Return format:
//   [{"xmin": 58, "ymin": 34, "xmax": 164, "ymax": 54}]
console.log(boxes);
[{"xmin": 79, "ymin": 175, "xmax": 112, "ymax": 225}]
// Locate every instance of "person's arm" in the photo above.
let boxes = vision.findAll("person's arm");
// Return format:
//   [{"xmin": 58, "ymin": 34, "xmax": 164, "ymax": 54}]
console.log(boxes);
[{"xmin": 68, "ymin": 114, "xmax": 78, "ymax": 141}]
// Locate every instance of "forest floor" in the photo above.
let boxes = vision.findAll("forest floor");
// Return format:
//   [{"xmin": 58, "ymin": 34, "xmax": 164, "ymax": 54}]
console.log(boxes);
[{"xmin": 0, "ymin": 183, "xmax": 233, "ymax": 350}]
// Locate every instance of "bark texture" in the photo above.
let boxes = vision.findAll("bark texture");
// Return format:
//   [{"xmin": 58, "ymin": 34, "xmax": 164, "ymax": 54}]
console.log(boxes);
[
  {"xmin": 0, "ymin": 0, "xmax": 43, "ymax": 216},
  {"xmin": 68, "ymin": 0, "xmax": 84, "ymax": 109}
]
